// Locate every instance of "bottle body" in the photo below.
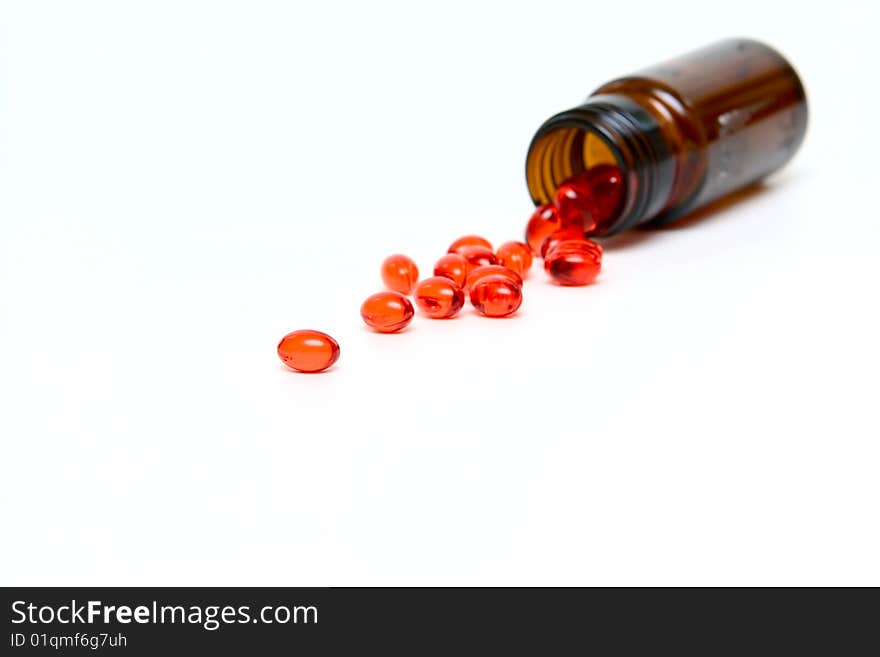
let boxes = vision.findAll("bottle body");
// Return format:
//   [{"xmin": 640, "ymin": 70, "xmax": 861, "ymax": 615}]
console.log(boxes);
[{"xmin": 525, "ymin": 38, "xmax": 808, "ymax": 235}]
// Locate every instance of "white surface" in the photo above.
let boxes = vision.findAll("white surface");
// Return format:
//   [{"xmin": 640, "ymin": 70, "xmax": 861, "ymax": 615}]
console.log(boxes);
[{"xmin": 1, "ymin": 0, "xmax": 878, "ymax": 586}]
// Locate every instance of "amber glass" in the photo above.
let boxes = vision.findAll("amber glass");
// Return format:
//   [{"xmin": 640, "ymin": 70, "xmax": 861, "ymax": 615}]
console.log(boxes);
[{"xmin": 525, "ymin": 38, "xmax": 808, "ymax": 235}]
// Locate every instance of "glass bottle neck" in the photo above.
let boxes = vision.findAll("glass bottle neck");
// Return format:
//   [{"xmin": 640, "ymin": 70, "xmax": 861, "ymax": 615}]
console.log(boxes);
[{"xmin": 525, "ymin": 94, "xmax": 676, "ymax": 235}]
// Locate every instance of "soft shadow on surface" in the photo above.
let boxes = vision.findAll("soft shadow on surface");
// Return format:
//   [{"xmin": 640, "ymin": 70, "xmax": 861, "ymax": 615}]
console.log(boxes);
[
  {"xmin": 468, "ymin": 307, "xmax": 526, "ymax": 320},
  {"xmin": 278, "ymin": 363, "xmax": 340, "ymax": 375},
  {"xmin": 598, "ymin": 180, "xmax": 778, "ymax": 252}
]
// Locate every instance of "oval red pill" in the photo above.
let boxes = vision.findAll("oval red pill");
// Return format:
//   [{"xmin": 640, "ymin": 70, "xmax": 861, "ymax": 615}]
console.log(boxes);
[
  {"xmin": 277, "ymin": 330, "xmax": 341, "ymax": 373},
  {"xmin": 360, "ymin": 291, "xmax": 415, "ymax": 333}
]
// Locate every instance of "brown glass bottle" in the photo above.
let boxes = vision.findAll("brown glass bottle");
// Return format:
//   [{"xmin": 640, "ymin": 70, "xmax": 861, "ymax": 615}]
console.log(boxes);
[{"xmin": 525, "ymin": 38, "xmax": 808, "ymax": 236}]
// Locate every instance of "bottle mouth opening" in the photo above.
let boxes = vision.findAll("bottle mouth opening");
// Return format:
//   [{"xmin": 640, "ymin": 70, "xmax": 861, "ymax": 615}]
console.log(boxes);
[
  {"xmin": 526, "ymin": 97, "xmax": 674, "ymax": 236},
  {"xmin": 525, "ymin": 122, "xmax": 630, "ymax": 236}
]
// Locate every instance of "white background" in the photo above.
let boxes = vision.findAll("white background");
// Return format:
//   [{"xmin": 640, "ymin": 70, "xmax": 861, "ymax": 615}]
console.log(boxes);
[{"xmin": 1, "ymin": 0, "xmax": 878, "ymax": 586}]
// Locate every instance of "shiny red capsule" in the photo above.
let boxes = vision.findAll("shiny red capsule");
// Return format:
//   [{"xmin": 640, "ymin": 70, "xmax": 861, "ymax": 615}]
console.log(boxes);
[
  {"xmin": 466, "ymin": 264, "xmax": 523, "ymax": 291},
  {"xmin": 360, "ymin": 291, "xmax": 415, "ymax": 333},
  {"xmin": 540, "ymin": 228, "xmax": 586, "ymax": 259},
  {"xmin": 277, "ymin": 330, "xmax": 340, "ymax": 373},
  {"xmin": 555, "ymin": 174, "xmax": 596, "ymax": 233},
  {"xmin": 457, "ymin": 244, "xmax": 497, "ymax": 268},
  {"xmin": 525, "ymin": 203, "xmax": 561, "ymax": 254},
  {"xmin": 544, "ymin": 239, "xmax": 603, "ymax": 286},
  {"xmin": 381, "ymin": 254, "xmax": 419, "ymax": 295},
  {"xmin": 495, "ymin": 241, "xmax": 533, "ymax": 277},
  {"xmin": 448, "ymin": 234, "xmax": 493, "ymax": 254},
  {"xmin": 470, "ymin": 275, "xmax": 523, "ymax": 318},
  {"xmin": 414, "ymin": 276, "xmax": 465, "ymax": 319},
  {"xmin": 433, "ymin": 253, "xmax": 470, "ymax": 288},
  {"xmin": 582, "ymin": 164, "xmax": 624, "ymax": 234}
]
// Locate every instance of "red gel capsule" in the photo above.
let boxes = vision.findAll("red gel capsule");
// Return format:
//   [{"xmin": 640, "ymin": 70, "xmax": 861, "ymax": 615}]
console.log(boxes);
[
  {"xmin": 414, "ymin": 276, "xmax": 465, "ymax": 319},
  {"xmin": 544, "ymin": 239, "xmax": 603, "ymax": 286},
  {"xmin": 525, "ymin": 203, "xmax": 561, "ymax": 254},
  {"xmin": 433, "ymin": 253, "xmax": 470, "ymax": 288},
  {"xmin": 457, "ymin": 244, "xmax": 497, "ymax": 268},
  {"xmin": 470, "ymin": 275, "xmax": 523, "ymax": 318},
  {"xmin": 540, "ymin": 228, "xmax": 586, "ymax": 259},
  {"xmin": 448, "ymin": 235, "xmax": 493, "ymax": 254},
  {"xmin": 555, "ymin": 174, "xmax": 596, "ymax": 233},
  {"xmin": 582, "ymin": 164, "xmax": 624, "ymax": 234},
  {"xmin": 495, "ymin": 241, "xmax": 533, "ymax": 277},
  {"xmin": 381, "ymin": 254, "xmax": 419, "ymax": 295},
  {"xmin": 277, "ymin": 330, "xmax": 340, "ymax": 373},
  {"xmin": 360, "ymin": 291, "xmax": 415, "ymax": 333},
  {"xmin": 466, "ymin": 264, "xmax": 523, "ymax": 291}
]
